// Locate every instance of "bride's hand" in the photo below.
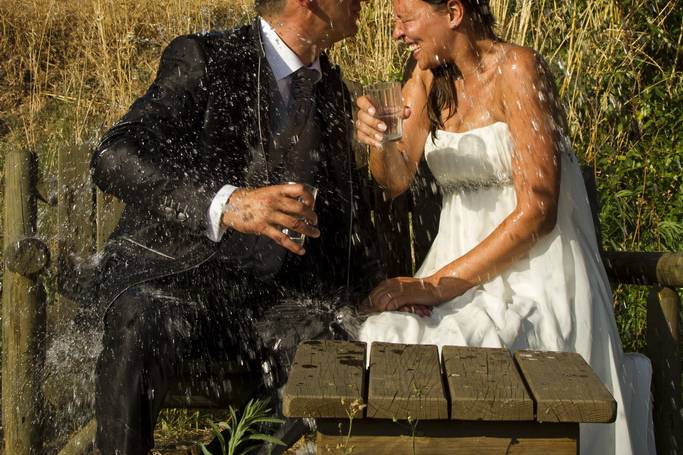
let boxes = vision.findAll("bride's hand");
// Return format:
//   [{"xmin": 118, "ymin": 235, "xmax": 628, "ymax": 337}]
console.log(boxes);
[
  {"xmin": 367, "ymin": 277, "xmax": 444, "ymax": 313},
  {"xmin": 398, "ymin": 304, "xmax": 433, "ymax": 317},
  {"xmin": 355, "ymin": 96, "xmax": 411, "ymax": 148}
]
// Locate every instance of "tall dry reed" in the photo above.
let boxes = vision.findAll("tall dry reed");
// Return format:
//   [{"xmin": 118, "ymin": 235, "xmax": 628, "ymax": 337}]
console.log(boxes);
[{"xmin": 1, "ymin": 0, "xmax": 678, "ymax": 160}]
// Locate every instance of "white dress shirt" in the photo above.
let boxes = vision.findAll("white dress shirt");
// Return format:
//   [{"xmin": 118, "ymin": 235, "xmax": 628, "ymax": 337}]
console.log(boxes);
[{"xmin": 205, "ymin": 18, "xmax": 322, "ymax": 242}]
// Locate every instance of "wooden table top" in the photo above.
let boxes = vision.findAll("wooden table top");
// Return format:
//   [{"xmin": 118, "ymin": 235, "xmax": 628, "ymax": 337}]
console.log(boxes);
[{"xmin": 282, "ymin": 340, "xmax": 617, "ymax": 424}]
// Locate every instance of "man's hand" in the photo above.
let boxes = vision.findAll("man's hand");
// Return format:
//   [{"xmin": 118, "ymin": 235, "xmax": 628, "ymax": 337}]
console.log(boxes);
[{"xmin": 220, "ymin": 184, "xmax": 319, "ymax": 255}]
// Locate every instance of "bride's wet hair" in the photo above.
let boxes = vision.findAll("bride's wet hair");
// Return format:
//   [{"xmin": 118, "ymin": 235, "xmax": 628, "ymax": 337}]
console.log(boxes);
[{"xmin": 421, "ymin": 0, "xmax": 498, "ymax": 137}]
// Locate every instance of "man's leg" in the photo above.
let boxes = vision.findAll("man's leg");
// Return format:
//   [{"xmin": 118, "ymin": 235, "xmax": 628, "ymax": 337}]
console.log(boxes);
[{"xmin": 94, "ymin": 281, "xmax": 251, "ymax": 454}]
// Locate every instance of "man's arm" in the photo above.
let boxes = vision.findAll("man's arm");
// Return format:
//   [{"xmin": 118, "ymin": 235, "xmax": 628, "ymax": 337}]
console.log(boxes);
[
  {"xmin": 92, "ymin": 35, "xmax": 320, "ymax": 255},
  {"xmin": 92, "ymin": 36, "xmax": 214, "ymax": 234}
]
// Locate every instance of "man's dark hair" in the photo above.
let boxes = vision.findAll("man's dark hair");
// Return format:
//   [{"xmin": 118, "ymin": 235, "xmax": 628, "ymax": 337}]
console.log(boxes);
[
  {"xmin": 255, "ymin": 0, "xmax": 287, "ymax": 16},
  {"xmin": 422, "ymin": 0, "xmax": 498, "ymax": 137}
]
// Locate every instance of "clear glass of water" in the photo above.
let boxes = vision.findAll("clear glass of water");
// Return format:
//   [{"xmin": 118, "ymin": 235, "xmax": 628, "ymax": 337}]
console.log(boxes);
[
  {"xmin": 281, "ymin": 182, "xmax": 318, "ymax": 246},
  {"xmin": 365, "ymin": 81, "xmax": 404, "ymax": 143}
]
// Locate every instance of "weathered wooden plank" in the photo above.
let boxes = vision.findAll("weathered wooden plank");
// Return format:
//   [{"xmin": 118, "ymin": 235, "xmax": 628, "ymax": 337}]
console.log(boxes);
[
  {"xmin": 514, "ymin": 350, "xmax": 616, "ymax": 423},
  {"xmin": 603, "ymin": 251, "xmax": 683, "ymax": 287},
  {"xmin": 367, "ymin": 342, "xmax": 447, "ymax": 420},
  {"xmin": 317, "ymin": 419, "xmax": 578, "ymax": 454},
  {"xmin": 443, "ymin": 346, "xmax": 533, "ymax": 421},
  {"xmin": 5, "ymin": 237, "xmax": 50, "ymax": 276},
  {"xmin": 96, "ymin": 190, "xmax": 124, "ymax": 250},
  {"xmin": 57, "ymin": 418, "xmax": 96, "ymax": 455},
  {"xmin": 2, "ymin": 149, "xmax": 46, "ymax": 454},
  {"xmin": 647, "ymin": 286, "xmax": 682, "ymax": 455},
  {"xmin": 282, "ymin": 340, "xmax": 366, "ymax": 418},
  {"xmin": 55, "ymin": 143, "xmax": 95, "ymax": 328}
]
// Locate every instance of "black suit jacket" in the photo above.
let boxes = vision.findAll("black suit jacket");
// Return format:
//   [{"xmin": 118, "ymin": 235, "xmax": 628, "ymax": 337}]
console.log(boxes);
[{"xmin": 87, "ymin": 20, "xmax": 380, "ymax": 313}]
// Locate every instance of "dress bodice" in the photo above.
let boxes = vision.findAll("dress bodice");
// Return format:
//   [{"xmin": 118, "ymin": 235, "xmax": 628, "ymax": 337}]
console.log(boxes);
[{"xmin": 424, "ymin": 122, "xmax": 514, "ymax": 192}]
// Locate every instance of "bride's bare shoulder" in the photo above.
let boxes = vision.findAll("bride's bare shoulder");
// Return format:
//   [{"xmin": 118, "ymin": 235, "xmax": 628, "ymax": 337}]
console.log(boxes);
[{"xmin": 496, "ymin": 44, "xmax": 554, "ymax": 85}]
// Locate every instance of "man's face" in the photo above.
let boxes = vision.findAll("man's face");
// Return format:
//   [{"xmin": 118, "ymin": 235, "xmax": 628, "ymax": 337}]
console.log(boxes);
[{"xmin": 312, "ymin": 0, "xmax": 364, "ymax": 45}]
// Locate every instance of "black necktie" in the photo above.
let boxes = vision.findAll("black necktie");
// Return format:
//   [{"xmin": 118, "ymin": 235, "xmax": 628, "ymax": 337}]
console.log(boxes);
[
  {"xmin": 272, "ymin": 66, "xmax": 318, "ymax": 184},
  {"xmin": 288, "ymin": 67, "xmax": 317, "ymax": 141}
]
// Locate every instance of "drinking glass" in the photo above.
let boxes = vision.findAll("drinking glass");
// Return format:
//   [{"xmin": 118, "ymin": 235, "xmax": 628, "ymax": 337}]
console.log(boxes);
[
  {"xmin": 282, "ymin": 182, "xmax": 318, "ymax": 246},
  {"xmin": 365, "ymin": 81, "xmax": 404, "ymax": 142}
]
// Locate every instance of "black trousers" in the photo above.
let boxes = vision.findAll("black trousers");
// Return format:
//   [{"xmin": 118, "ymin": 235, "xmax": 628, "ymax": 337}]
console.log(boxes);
[{"xmin": 94, "ymin": 261, "xmax": 340, "ymax": 454}]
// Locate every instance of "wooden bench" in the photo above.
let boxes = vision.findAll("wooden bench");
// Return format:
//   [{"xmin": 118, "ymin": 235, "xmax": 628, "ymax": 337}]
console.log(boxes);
[{"xmin": 282, "ymin": 340, "xmax": 616, "ymax": 454}]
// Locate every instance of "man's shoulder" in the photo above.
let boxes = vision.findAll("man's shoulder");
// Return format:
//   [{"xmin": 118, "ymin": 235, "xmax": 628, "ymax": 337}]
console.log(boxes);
[{"xmin": 171, "ymin": 23, "xmax": 256, "ymax": 66}]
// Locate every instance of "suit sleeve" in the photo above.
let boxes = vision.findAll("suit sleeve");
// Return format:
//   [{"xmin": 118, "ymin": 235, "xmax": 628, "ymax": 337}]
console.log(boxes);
[{"xmin": 91, "ymin": 35, "xmax": 214, "ymax": 234}]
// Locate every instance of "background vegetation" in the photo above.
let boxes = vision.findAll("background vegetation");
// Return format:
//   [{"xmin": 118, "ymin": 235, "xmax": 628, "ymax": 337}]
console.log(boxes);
[{"xmin": 0, "ymin": 0, "xmax": 681, "ymax": 451}]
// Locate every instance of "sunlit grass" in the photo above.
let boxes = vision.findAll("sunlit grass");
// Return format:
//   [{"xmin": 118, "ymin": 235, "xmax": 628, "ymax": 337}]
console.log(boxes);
[{"xmin": 154, "ymin": 409, "xmax": 231, "ymax": 453}]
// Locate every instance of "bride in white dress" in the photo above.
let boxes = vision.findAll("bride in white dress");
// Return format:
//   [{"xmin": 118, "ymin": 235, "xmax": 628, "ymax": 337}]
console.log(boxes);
[{"xmin": 354, "ymin": 0, "xmax": 654, "ymax": 453}]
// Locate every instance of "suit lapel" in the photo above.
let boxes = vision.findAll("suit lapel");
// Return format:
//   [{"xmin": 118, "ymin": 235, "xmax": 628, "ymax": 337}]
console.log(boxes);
[{"xmin": 241, "ymin": 20, "xmax": 277, "ymax": 186}]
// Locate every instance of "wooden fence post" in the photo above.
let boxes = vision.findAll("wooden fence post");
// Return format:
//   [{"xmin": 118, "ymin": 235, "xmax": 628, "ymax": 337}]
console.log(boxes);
[
  {"xmin": 2, "ymin": 149, "xmax": 47, "ymax": 453},
  {"xmin": 96, "ymin": 191, "xmax": 124, "ymax": 250},
  {"xmin": 55, "ymin": 143, "xmax": 95, "ymax": 327},
  {"xmin": 647, "ymin": 286, "xmax": 682, "ymax": 455}
]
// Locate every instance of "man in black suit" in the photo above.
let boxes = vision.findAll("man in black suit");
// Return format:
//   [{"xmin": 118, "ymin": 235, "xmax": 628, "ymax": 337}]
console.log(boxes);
[{"xmin": 88, "ymin": 0, "xmax": 375, "ymax": 452}]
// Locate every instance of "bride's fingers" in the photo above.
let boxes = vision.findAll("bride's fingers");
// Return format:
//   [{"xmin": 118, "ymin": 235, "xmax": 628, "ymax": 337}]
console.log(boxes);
[
  {"xmin": 356, "ymin": 95, "xmax": 376, "ymax": 114},
  {"xmin": 356, "ymin": 110, "xmax": 387, "ymax": 138},
  {"xmin": 414, "ymin": 305, "xmax": 432, "ymax": 317},
  {"xmin": 355, "ymin": 120, "xmax": 383, "ymax": 148}
]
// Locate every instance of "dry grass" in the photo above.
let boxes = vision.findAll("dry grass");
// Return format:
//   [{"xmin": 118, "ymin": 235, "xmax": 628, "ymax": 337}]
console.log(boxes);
[
  {"xmin": 0, "ymin": 0, "xmax": 253, "ymax": 148},
  {"xmin": 2, "ymin": 0, "xmax": 678, "ymax": 162}
]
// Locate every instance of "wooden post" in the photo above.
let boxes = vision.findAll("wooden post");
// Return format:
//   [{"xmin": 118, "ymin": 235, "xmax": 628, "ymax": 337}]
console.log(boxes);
[
  {"xmin": 55, "ymin": 143, "xmax": 95, "ymax": 328},
  {"xmin": 2, "ymin": 149, "xmax": 47, "ymax": 454},
  {"xmin": 95, "ymin": 191, "xmax": 124, "ymax": 250},
  {"xmin": 647, "ymin": 286, "xmax": 682, "ymax": 455},
  {"xmin": 57, "ymin": 418, "xmax": 96, "ymax": 455}
]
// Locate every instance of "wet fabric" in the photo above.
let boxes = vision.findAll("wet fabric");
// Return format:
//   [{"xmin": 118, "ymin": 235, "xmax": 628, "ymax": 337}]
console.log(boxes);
[
  {"xmin": 89, "ymin": 20, "xmax": 378, "ymax": 308},
  {"xmin": 359, "ymin": 122, "xmax": 655, "ymax": 455},
  {"xmin": 95, "ymin": 264, "xmax": 346, "ymax": 453},
  {"xmin": 86, "ymin": 18, "xmax": 383, "ymax": 454}
]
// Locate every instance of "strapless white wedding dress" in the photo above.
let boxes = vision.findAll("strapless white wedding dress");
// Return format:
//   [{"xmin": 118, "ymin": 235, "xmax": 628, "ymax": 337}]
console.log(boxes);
[{"xmin": 359, "ymin": 122, "xmax": 655, "ymax": 454}]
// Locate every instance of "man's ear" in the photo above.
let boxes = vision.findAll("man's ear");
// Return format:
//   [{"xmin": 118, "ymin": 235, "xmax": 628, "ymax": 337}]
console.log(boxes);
[{"xmin": 446, "ymin": 0, "xmax": 465, "ymax": 28}]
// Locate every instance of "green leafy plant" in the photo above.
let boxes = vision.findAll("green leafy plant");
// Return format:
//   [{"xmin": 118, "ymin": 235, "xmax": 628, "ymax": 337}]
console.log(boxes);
[{"xmin": 199, "ymin": 398, "xmax": 286, "ymax": 455}]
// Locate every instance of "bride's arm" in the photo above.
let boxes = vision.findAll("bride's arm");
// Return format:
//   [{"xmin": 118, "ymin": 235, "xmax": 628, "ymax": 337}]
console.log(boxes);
[
  {"xmin": 425, "ymin": 48, "xmax": 563, "ymax": 300},
  {"xmin": 368, "ymin": 48, "xmax": 564, "ymax": 313},
  {"xmin": 355, "ymin": 65, "xmax": 432, "ymax": 199}
]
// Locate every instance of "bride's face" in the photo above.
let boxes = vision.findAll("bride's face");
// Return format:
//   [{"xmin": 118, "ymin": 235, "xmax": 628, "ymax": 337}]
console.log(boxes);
[{"xmin": 392, "ymin": 0, "xmax": 453, "ymax": 70}]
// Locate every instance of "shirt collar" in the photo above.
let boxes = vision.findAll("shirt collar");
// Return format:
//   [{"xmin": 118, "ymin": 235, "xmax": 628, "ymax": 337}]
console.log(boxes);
[{"xmin": 259, "ymin": 17, "xmax": 322, "ymax": 83}]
